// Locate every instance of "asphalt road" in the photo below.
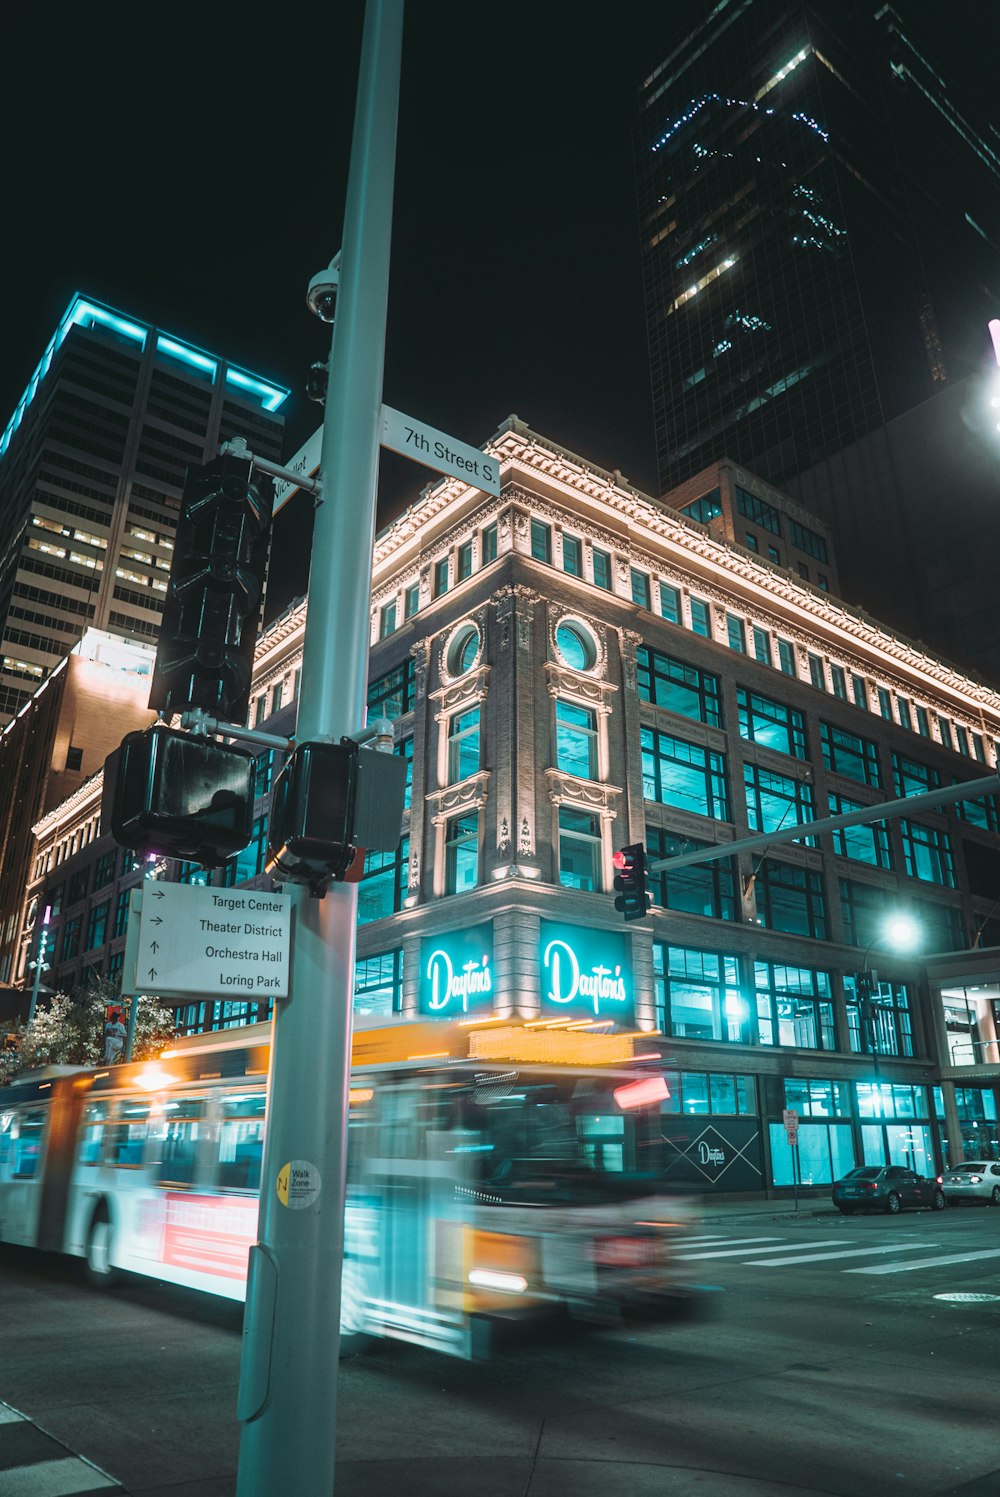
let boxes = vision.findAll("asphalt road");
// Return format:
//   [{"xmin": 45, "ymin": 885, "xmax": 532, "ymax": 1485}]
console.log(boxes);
[{"xmin": 0, "ymin": 1205, "xmax": 998, "ymax": 1497}]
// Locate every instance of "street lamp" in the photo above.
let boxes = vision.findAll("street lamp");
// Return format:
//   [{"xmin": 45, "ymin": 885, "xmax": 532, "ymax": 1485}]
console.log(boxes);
[
  {"xmin": 26, "ymin": 906, "xmax": 52, "ymax": 1027},
  {"xmin": 856, "ymin": 912, "xmax": 922, "ymax": 1093}
]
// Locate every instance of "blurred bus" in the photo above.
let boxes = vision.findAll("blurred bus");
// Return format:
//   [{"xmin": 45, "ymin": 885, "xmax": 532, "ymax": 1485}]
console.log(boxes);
[{"xmin": 0, "ymin": 1017, "xmax": 698, "ymax": 1357}]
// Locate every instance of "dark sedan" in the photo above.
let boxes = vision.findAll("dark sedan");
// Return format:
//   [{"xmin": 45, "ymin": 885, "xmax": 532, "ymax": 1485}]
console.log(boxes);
[{"xmin": 832, "ymin": 1165, "xmax": 945, "ymax": 1215}]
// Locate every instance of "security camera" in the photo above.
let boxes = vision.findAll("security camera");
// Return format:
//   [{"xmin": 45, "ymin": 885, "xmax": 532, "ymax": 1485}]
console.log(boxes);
[{"xmin": 306, "ymin": 266, "xmax": 340, "ymax": 323}]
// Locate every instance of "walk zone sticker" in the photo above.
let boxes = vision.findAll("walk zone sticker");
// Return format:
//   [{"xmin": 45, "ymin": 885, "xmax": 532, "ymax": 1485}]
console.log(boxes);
[{"xmin": 276, "ymin": 1160, "xmax": 322, "ymax": 1210}]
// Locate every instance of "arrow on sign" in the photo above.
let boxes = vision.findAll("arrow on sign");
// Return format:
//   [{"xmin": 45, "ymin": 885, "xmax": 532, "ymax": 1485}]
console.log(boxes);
[
  {"xmin": 150, "ymin": 940, "xmax": 159, "ymax": 954},
  {"xmin": 149, "ymin": 916, "xmax": 163, "ymax": 926},
  {"xmin": 147, "ymin": 968, "xmax": 157, "ymax": 980},
  {"xmin": 151, "ymin": 890, "xmax": 165, "ymax": 900}
]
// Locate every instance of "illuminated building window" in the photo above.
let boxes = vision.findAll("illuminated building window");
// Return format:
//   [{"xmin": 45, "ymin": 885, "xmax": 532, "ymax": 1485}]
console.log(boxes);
[
  {"xmin": 892, "ymin": 753, "xmax": 939, "ymax": 799},
  {"xmin": 379, "ymin": 601, "xmax": 397, "ymax": 639},
  {"xmin": 642, "ymin": 726, "xmax": 729, "ymax": 821},
  {"xmin": 877, "ymin": 688, "xmax": 894, "ymax": 722},
  {"xmin": 689, "ymin": 597, "xmax": 711, "ymax": 637},
  {"xmin": 753, "ymin": 861, "xmax": 827, "ymax": 940},
  {"xmin": 830, "ymin": 665, "xmax": 847, "ymax": 701},
  {"xmin": 653, "ymin": 944, "xmax": 744, "ymax": 1043},
  {"xmin": 530, "ymin": 520, "xmax": 551, "ymax": 564},
  {"xmin": 737, "ymin": 689, "xmax": 806, "ymax": 758},
  {"xmin": 558, "ymin": 806, "xmax": 602, "ymax": 892},
  {"xmin": 661, "ymin": 1070, "xmax": 757, "ymax": 1116},
  {"xmin": 404, "ymin": 583, "xmax": 419, "ymax": 619},
  {"xmin": 821, "ymin": 722, "xmax": 881, "ymax": 787},
  {"xmin": 397, "ymin": 734, "xmax": 413, "ymax": 810},
  {"xmin": 680, "ymin": 489, "xmax": 722, "ymax": 525},
  {"xmin": 851, "ymin": 674, "xmax": 869, "ymax": 711},
  {"xmin": 358, "ymin": 837, "xmax": 410, "ymax": 923},
  {"xmin": 753, "ymin": 627, "xmax": 771, "ymax": 666},
  {"xmin": 754, "ymin": 961, "xmax": 834, "ymax": 1050},
  {"xmin": 85, "ymin": 901, "xmax": 109, "ymax": 952},
  {"xmin": 481, "ymin": 522, "xmax": 498, "ymax": 565},
  {"xmin": 555, "ymin": 620, "xmax": 596, "ymax": 672},
  {"xmin": 637, "ymin": 647, "xmax": 721, "ymax": 726},
  {"xmin": 445, "ymin": 815, "xmax": 479, "ymax": 895},
  {"xmin": 777, "ymin": 639, "xmax": 796, "ymax": 677},
  {"xmin": 901, "ymin": 820, "xmax": 955, "ymax": 887},
  {"xmin": 354, "ymin": 949, "xmax": 404, "ymax": 1018},
  {"xmin": 456, "ymin": 541, "xmax": 473, "ymax": 582},
  {"xmin": 667, "ymin": 255, "xmax": 737, "ymax": 315},
  {"xmin": 448, "ymin": 707, "xmax": 480, "ymax": 784},
  {"xmin": 646, "ymin": 827, "xmax": 736, "ymax": 921},
  {"xmin": 896, "ymin": 697, "xmax": 913, "ymax": 731},
  {"xmin": 808, "ymin": 653, "xmax": 825, "ymax": 690},
  {"xmin": 726, "ymin": 614, "xmax": 746, "ymax": 654},
  {"xmin": 556, "ymin": 699, "xmax": 598, "ymax": 779},
  {"xmin": 592, "ymin": 547, "xmax": 612, "ymax": 590},
  {"xmin": 631, "ymin": 568, "xmax": 651, "ymax": 609},
  {"xmin": 829, "ymin": 793, "xmax": 892, "ymax": 869},
  {"xmin": 660, "ymin": 583, "xmax": 681, "ymax": 624},
  {"xmin": 368, "ymin": 658, "xmax": 414, "ymax": 721},
  {"xmin": 744, "ymin": 763, "xmax": 815, "ymax": 839},
  {"xmin": 433, "ymin": 557, "xmax": 449, "ymax": 598},
  {"xmin": 447, "ymin": 623, "xmax": 481, "ymax": 675},
  {"xmin": 563, "ymin": 533, "xmax": 583, "ymax": 578}
]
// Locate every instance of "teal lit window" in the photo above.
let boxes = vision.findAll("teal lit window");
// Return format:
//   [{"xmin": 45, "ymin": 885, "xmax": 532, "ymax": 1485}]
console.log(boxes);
[
  {"xmin": 433, "ymin": 557, "xmax": 449, "ymax": 597},
  {"xmin": 358, "ymin": 837, "xmax": 410, "ymax": 923},
  {"xmin": 681, "ymin": 488, "xmax": 722, "ymax": 525},
  {"xmin": 808, "ymin": 653, "xmax": 825, "ymax": 690},
  {"xmin": 783, "ymin": 1078, "xmax": 851, "ymax": 1118},
  {"xmin": 744, "ymin": 763, "xmax": 815, "ymax": 840},
  {"xmin": 448, "ymin": 707, "xmax": 480, "ymax": 783},
  {"xmin": 354, "ymin": 950, "xmax": 404, "ymax": 1018},
  {"xmin": 689, "ymin": 597, "xmax": 711, "ymax": 637},
  {"xmin": 530, "ymin": 520, "xmax": 551, "ymax": 563},
  {"xmin": 631, "ymin": 568, "xmax": 651, "ymax": 609},
  {"xmin": 754, "ymin": 862, "xmax": 827, "ymax": 939},
  {"xmin": 955, "ymin": 793, "xmax": 1000, "ymax": 833},
  {"xmin": 901, "ymin": 820, "xmax": 955, "ymax": 886},
  {"xmin": 271, "ymin": 681, "xmax": 283, "ymax": 715},
  {"xmin": 221, "ymin": 815, "xmax": 268, "ymax": 885},
  {"xmin": 563, "ymin": 533, "xmax": 582, "ymax": 577},
  {"xmin": 456, "ymin": 541, "xmax": 473, "ymax": 581},
  {"xmin": 556, "ymin": 621, "xmax": 595, "ymax": 671},
  {"xmin": 86, "ymin": 901, "xmax": 109, "ymax": 951},
  {"xmin": 820, "ymin": 722, "xmax": 881, "ymax": 786},
  {"xmin": 844, "ymin": 977, "xmax": 914, "ymax": 1058},
  {"xmin": 777, "ymin": 639, "xmax": 796, "ymax": 676},
  {"xmin": 753, "ymin": 627, "xmax": 771, "ymax": 666},
  {"xmin": 916, "ymin": 706, "xmax": 930, "ymax": 737},
  {"xmin": 830, "ymin": 665, "xmax": 847, "ymax": 701},
  {"xmin": 726, "ymin": 613, "xmax": 746, "ymax": 653},
  {"xmin": 254, "ymin": 750, "xmax": 275, "ymax": 798},
  {"xmin": 556, "ymin": 699, "xmax": 598, "ymax": 778},
  {"xmin": 736, "ymin": 688, "xmax": 806, "ymax": 758},
  {"xmin": 768, "ymin": 544, "xmax": 781, "ymax": 564},
  {"xmin": 641, "ymin": 726, "xmax": 729, "ymax": 821},
  {"xmin": 481, "ymin": 523, "xmax": 497, "ymax": 564},
  {"xmin": 653, "ymin": 944, "xmax": 744, "ymax": 1042},
  {"xmin": 592, "ymin": 548, "xmax": 612, "ymax": 589},
  {"xmin": 897, "ymin": 697, "xmax": 912, "ymax": 731},
  {"xmin": 558, "ymin": 806, "xmax": 602, "ymax": 891},
  {"xmin": 955, "ymin": 725, "xmax": 970, "ymax": 756},
  {"xmin": 851, "ymin": 674, "xmax": 868, "ymax": 710},
  {"xmin": 893, "ymin": 753, "xmax": 940, "ymax": 798},
  {"xmin": 829, "ymin": 792, "xmax": 892, "ymax": 868},
  {"xmin": 379, "ymin": 601, "xmax": 397, "ymax": 639},
  {"xmin": 113, "ymin": 888, "xmax": 130, "ymax": 939},
  {"xmin": 646, "ymin": 827, "xmax": 736, "ymax": 921},
  {"xmin": 368, "ymin": 658, "xmax": 414, "ymax": 721},
  {"xmin": 404, "ymin": 583, "xmax": 419, "ymax": 619},
  {"xmin": 660, "ymin": 583, "xmax": 681, "ymax": 624},
  {"xmin": 753, "ymin": 961, "xmax": 834, "ymax": 1050},
  {"xmin": 445, "ymin": 815, "xmax": 478, "ymax": 894},
  {"xmin": 637, "ymin": 647, "xmax": 721, "ymax": 726},
  {"xmin": 878, "ymin": 687, "xmax": 894, "ymax": 721},
  {"xmin": 398, "ymin": 735, "xmax": 413, "ymax": 811}
]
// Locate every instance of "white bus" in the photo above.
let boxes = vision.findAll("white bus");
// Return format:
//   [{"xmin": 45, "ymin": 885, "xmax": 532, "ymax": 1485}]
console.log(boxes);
[{"xmin": 0, "ymin": 1018, "xmax": 699, "ymax": 1357}]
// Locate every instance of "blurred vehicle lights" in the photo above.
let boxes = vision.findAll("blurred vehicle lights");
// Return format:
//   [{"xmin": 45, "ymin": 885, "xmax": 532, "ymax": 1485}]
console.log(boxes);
[
  {"xmin": 468, "ymin": 1268, "xmax": 528, "ymax": 1293},
  {"xmin": 132, "ymin": 1065, "xmax": 174, "ymax": 1090},
  {"xmin": 614, "ymin": 1075, "xmax": 669, "ymax": 1110}
]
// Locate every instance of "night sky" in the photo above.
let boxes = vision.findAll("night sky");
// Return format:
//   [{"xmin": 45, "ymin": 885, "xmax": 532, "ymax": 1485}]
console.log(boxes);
[{"xmin": 3, "ymin": 1, "xmax": 998, "ymax": 612}]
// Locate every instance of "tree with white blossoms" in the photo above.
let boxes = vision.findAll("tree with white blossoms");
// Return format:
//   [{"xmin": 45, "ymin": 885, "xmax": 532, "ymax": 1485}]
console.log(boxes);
[{"xmin": 0, "ymin": 975, "xmax": 174, "ymax": 1085}]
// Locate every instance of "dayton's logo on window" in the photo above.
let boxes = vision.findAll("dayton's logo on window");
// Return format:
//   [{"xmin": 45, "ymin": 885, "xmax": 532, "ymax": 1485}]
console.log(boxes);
[
  {"xmin": 425, "ymin": 948, "xmax": 492, "ymax": 1012},
  {"xmin": 542, "ymin": 937, "xmax": 628, "ymax": 1017}
]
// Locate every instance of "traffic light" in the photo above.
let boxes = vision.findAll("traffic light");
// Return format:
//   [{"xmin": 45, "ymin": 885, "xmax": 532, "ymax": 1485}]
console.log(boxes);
[
  {"xmin": 613, "ymin": 843, "xmax": 650, "ymax": 922},
  {"xmin": 148, "ymin": 453, "xmax": 272, "ymax": 726},
  {"xmin": 102, "ymin": 724, "xmax": 255, "ymax": 867}
]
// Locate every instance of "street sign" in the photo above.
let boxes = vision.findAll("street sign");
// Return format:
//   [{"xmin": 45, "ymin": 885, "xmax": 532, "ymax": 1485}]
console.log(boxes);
[
  {"xmin": 380, "ymin": 404, "xmax": 500, "ymax": 495},
  {"xmin": 134, "ymin": 882, "xmax": 292, "ymax": 1000},
  {"xmin": 782, "ymin": 1108, "xmax": 799, "ymax": 1145},
  {"xmin": 272, "ymin": 427, "xmax": 323, "ymax": 514}
]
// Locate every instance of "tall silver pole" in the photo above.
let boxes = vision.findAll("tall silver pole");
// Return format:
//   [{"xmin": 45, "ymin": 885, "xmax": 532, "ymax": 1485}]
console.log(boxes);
[{"xmin": 235, "ymin": 3, "xmax": 404, "ymax": 1493}]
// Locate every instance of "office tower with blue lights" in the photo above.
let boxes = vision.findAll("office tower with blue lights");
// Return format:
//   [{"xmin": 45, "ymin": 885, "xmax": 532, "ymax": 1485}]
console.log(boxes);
[
  {"xmin": 0, "ymin": 294, "xmax": 288, "ymax": 728},
  {"xmin": 636, "ymin": 2, "xmax": 1000, "ymax": 495}
]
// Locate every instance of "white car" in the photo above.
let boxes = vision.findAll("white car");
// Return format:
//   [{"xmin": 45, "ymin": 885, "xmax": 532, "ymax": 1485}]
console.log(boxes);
[{"xmin": 942, "ymin": 1160, "xmax": 1000, "ymax": 1206}]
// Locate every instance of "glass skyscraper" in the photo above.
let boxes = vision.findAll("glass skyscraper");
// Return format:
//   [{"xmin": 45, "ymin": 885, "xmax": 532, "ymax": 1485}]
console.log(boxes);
[{"xmin": 636, "ymin": 1, "xmax": 1000, "ymax": 493}]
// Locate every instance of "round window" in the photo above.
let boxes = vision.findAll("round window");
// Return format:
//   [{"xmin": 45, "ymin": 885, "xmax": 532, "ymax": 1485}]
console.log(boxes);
[
  {"xmin": 555, "ymin": 620, "xmax": 596, "ymax": 671},
  {"xmin": 447, "ymin": 623, "xmax": 480, "ymax": 676}
]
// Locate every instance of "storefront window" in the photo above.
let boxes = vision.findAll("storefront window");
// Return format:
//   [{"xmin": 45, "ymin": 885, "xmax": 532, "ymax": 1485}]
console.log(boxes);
[
  {"xmin": 662, "ymin": 1071, "xmax": 756, "ymax": 1115},
  {"xmin": 770, "ymin": 1122, "xmax": 855, "ymax": 1187},
  {"xmin": 354, "ymin": 950, "xmax": 404, "ymax": 1017},
  {"xmin": 783, "ymin": 1078, "xmax": 851, "ymax": 1118}
]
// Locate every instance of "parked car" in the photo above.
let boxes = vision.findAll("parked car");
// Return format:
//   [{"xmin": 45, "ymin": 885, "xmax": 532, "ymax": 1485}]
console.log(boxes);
[
  {"xmin": 832, "ymin": 1165, "xmax": 945, "ymax": 1215},
  {"xmin": 941, "ymin": 1161, "xmax": 1000, "ymax": 1206}
]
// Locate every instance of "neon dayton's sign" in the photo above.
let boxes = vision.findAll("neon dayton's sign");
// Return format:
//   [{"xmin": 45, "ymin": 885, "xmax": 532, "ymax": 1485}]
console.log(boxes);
[
  {"xmin": 424, "ymin": 949, "xmax": 492, "ymax": 1012},
  {"xmin": 538, "ymin": 916, "xmax": 631, "ymax": 1023}
]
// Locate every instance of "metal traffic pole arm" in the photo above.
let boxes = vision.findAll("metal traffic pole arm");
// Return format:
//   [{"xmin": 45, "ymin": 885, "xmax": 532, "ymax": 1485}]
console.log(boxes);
[{"xmin": 649, "ymin": 773, "xmax": 1000, "ymax": 872}]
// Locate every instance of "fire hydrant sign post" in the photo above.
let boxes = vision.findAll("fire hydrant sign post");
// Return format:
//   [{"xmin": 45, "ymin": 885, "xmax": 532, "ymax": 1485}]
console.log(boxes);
[
  {"xmin": 783, "ymin": 1108, "xmax": 800, "ymax": 1210},
  {"xmin": 133, "ymin": 882, "xmax": 291, "ymax": 1000}
]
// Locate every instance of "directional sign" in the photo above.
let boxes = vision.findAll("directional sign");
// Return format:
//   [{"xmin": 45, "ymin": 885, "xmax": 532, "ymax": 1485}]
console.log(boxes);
[
  {"xmin": 381, "ymin": 404, "xmax": 500, "ymax": 495},
  {"xmin": 272, "ymin": 427, "xmax": 323, "ymax": 514},
  {"xmin": 134, "ymin": 882, "xmax": 292, "ymax": 1000}
]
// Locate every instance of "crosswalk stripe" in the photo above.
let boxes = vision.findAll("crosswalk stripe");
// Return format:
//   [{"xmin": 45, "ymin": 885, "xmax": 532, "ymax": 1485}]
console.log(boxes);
[
  {"xmin": 673, "ymin": 1235, "xmax": 731, "ymax": 1245},
  {"xmin": 675, "ymin": 1238, "xmax": 848, "ymax": 1261},
  {"xmin": 744, "ymin": 1242, "xmax": 936, "ymax": 1267},
  {"xmin": 0, "ymin": 1455, "xmax": 120, "ymax": 1493},
  {"xmin": 845, "ymin": 1246, "xmax": 1000, "ymax": 1276},
  {"xmin": 672, "ymin": 1236, "xmax": 787, "ymax": 1255}
]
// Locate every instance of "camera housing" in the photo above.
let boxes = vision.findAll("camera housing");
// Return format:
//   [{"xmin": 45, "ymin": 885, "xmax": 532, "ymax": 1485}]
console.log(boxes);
[{"xmin": 306, "ymin": 266, "xmax": 340, "ymax": 323}]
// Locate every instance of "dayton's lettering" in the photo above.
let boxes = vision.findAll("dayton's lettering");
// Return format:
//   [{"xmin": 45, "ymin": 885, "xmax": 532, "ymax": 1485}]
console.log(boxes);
[
  {"xmin": 698, "ymin": 1142, "xmax": 726, "ymax": 1167},
  {"xmin": 425, "ymin": 948, "xmax": 492, "ymax": 1012},
  {"xmin": 542, "ymin": 938, "xmax": 628, "ymax": 1016}
]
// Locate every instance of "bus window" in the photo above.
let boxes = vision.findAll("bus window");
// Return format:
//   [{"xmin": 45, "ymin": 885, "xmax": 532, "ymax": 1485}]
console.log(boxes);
[
  {"xmin": 155, "ymin": 1102, "xmax": 205, "ymax": 1187},
  {"xmin": 77, "ymin": 1101, "xmax": 110, "ymax": 1165},
  {"xmin": 0, "ymin": 1111, "xmax": 14, "ymax": 1180},
  {"xmin": 106, "ymin": 1103, "xmax": 151, "ymax": 1168},
  {"xmin": 578, "ymin": 1113, "xmax": 625, "ymax": 1172},
  {"xmin": 13, "ymin": 1110, "xmax": 47, "ymax": 1179},
  {"xmin": 218, "ymin": 1094, "xmax": 266, "ymax": 1191}
]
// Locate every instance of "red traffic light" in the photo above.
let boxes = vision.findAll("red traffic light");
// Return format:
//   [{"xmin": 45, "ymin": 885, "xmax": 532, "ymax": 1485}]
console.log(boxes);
[{"xmin": 613, "ymin": 848, "xmax": 635, "ymax": 873}]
